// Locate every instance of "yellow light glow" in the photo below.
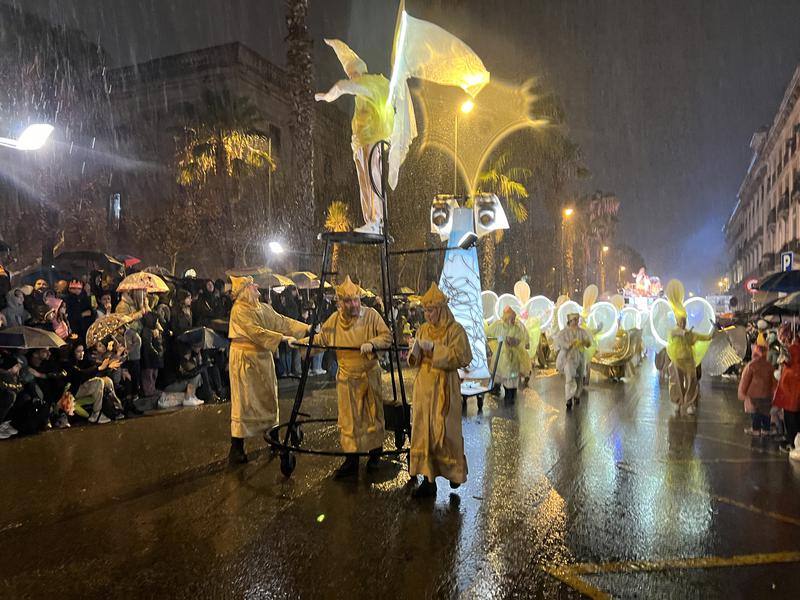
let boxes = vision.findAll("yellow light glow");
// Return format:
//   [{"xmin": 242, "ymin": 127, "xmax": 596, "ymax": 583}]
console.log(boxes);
[
  {"xmin": 602, "ymin": 245, "xmax": 609, "ymax": 252},
  {"xmin": 316, "ymin": 514, "xmax": 326, "ymax": 523},
  {"xmin": 563, "ymin": 208, "xmax": 574, "ymax": 217},
  {"xmin": 460, "ymin": 99, "xmax": 475, "ymax": 114},
  {"xmin": 619, "ymin": 266, "xmax": 626, "ymax": 272}
]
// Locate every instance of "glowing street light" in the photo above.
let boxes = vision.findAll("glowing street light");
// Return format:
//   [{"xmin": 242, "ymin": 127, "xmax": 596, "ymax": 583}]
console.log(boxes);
[
  {"xmin": 563, "ymin": 207, "xmax": 574, "ymax": 218},
  {"xmin": 460, "ymin": 99, "xmax": 475, "ymax": 114},
  {"xmin": 602, "ymin": 245, "xmax": 609, "ymax": 253},
  {"xmin": 0, "ymin": 123, "xmax": 54, "ymax": 150},
  {"xmin": 268, "ymin": 241, "xmax": 285, "ymax": 255}
]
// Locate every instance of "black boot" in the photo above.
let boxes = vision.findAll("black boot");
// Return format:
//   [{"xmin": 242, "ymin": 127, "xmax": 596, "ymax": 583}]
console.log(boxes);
[
  {"xmin": 228, "ymin": 437, "xmax": 248, "ymax": 464},
  {"xmin": 333, "ymin": 454, "xmax": 359, "ymax": 479},
  {"xmin": 412, "ymin": 476, "xmax": 437, "ymax": 498},
  {"xmin": 124, "ymin": 396, "xmax": 143, "ymax": 416},
  {"xmin": 566, "ymin": 398, "xmax": 573, "ymax": 410},
  {"xmin": 366, "ymin": 447, "xmax": 382, "ymax": 473}
]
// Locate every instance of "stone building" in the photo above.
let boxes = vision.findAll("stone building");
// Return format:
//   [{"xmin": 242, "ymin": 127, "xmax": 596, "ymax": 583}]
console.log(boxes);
[
  {"xmin": 725, "ymin": 65, "xmax": 800, "ymax": 308},
  {"xmin": 106, "ymin": 42, "xmax": 357, "ymax": 273}
]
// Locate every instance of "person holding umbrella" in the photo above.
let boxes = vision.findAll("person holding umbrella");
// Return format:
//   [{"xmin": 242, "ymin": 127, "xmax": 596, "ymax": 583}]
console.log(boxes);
[{"xmin": 227, "ymin": 276, "xmax": 309, "ymax": 464}]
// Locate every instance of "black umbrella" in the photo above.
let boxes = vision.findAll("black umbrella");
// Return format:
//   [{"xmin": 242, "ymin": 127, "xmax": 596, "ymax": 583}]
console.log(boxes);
[
  {"xmin": 756, "ymin": 270, "xmax": 800, "ymax": 293},
  {"xmin": 19, "ymin": 267, "xmax": 73, "ymax": 285},
  {"xmin": 52, "ymin": 251, "xmax": 125, "ymax": 277},
  {"xmin": 0, "ymin": 326, "xmax": 66, "ymax": 349},
  {"xmin": 177, "ymin": 327, "xmax": 228, "ymax": 349}
]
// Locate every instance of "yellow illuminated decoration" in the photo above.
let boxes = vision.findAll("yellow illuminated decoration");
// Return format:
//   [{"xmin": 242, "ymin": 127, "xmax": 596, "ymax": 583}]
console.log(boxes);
[{"xmin": 415, "ymin": 78, "xmax": 549, "ymax": 197}]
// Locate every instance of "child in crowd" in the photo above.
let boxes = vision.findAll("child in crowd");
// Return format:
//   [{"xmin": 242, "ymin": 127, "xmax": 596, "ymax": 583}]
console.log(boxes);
[{"xmin": 738, "ymin": 339, "xmax": 776, "ymax": 436}]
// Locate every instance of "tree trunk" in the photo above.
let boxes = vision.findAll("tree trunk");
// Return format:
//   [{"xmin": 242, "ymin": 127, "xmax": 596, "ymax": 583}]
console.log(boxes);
[
  {"xmin": 481, "ymin": 235, "xmax": 496, "ymax": 290},
  {"xmin": 286, "ymin": 0, "xmax": 315, "ymax": 243}
]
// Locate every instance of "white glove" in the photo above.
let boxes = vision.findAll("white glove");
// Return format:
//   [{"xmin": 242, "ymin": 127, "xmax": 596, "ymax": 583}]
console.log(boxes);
[
  {"xmin": 410, "ymin": 340, "xmax": 422, "ymax": 358},
  {"xmin": 360, "ymin": 342, "xmax": 374, "ymax": 355},
  {"xmin": 418, "ymin": 339, "xmax": 434, "ymax": 352}
]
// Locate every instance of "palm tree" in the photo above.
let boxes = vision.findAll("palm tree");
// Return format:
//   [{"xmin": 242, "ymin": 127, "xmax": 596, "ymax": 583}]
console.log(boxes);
[
  {"xmin": 285, "ymin": 0, "xmax": 315, "ymax": 234},
  {"xmin": 476, "ymin": 152, "xmax": 531, "ymax": 289},
  {"xmin": 176, "ymin": 89, "xmax": 275, "ymax": 266},
  {"xmin": 177, "ymin": 89, "xmax": 275, "ymax": 187},
  {"xmin": 324, "ymin": 200, "xmax": 352, "ymax": 280}
]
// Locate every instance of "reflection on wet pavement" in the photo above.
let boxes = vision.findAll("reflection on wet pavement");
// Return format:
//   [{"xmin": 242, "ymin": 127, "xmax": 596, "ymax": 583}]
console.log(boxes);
[{"xmin": 2, "ymin": 359, "xmax": 799, "ymax": 598}]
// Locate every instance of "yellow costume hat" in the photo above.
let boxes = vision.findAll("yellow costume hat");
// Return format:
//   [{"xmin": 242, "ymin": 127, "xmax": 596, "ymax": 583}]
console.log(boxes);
[
  {"xmin": 665, "ymin": 279, "xmax": 687, "ymax": 319},
  {"xmin": 421, "ymin": 282, "xmax": 449, "ymax": 306},
  {"xmin": 230, "ymin": 275, "xmax": 253, "ymax": 299},
  {"xmin": 336, "ymin": 275, "xmax": 361, "ymax": 299}
]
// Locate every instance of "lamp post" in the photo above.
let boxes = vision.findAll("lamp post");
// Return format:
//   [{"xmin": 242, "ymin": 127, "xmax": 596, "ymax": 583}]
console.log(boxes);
[
  {"xmin": 560, "ymin": 207, "xmax": 574, "ymax": 295},
  {"xmin": 0, "ymin": 124, "xmax": 54, "ymax": 150},
  {"xmin": 600, "ymin": 245, "xmax": 609, "ymax": 294},
  {"xmin": 618, "ymin": 265, "xmax": 626, "ymax": 289},
  {"xmin": 454, "ymin": 99, "xmax": 474, "ymax": 196}
]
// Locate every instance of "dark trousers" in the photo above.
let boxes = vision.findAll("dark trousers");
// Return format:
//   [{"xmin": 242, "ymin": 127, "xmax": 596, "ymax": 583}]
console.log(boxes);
[
  {"xmin": 751, "ymin": 412, "xmax": 771, "ymax": 431},
  {"xmin": 785, "ymin": 410, "xmax": 800, "ymax": 447},
  {"xmin": 125, "ymin": 360, "xmax": 141, "ymax": 398}
]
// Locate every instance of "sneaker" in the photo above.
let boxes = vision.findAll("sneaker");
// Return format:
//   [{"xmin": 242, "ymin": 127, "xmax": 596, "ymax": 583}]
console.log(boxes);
[
  {"xmin": 56, "ymin": 414, "xmax": 71, "ymax": 429},
  {"xmin": 0, "ymin": 421, "xmax": 18, "ymax": 439},
  {"xmin": 157, "ymin": 392, "xmax": 182, "ymax": 409},
  {"xmin": 182, "ymin": 396, "xmax": 205, "ymax": 407},
  {"xmin": 89, "ymin": 412, "xmax": 111, "ymax": 424},
  {"xmin": 743, "ymin": 427, "xmax": 760, "ymax": 436},
  {"xmin": 686, "ymin": 406, "xmax": 696, "ymax": 416}
]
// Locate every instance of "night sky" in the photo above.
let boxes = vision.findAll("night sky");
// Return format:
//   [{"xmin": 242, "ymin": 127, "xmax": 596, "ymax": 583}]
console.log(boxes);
[{"xmin": 16, "ymin": 0, "xmax": 800, "ymax": 293}]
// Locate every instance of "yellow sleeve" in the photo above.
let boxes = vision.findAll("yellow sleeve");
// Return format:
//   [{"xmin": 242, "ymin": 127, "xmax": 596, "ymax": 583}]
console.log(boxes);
[
  {"xmin": 298, "ymin": 313, "xmax": 336, "ymax": 355},
  {"xmin": 431, "ymin": 323, "xmax": 473, "ymax": 371},
  {"xmin": 367, "ymin": 308, "xmax": 393, "ymax": 349},
  {"xmin": 231, "ymin": 303, "xmax": 283, "ymax": 353},
  {"xmin": 261, "ymin": 304, "xmax": 309, "ymax": 340}
]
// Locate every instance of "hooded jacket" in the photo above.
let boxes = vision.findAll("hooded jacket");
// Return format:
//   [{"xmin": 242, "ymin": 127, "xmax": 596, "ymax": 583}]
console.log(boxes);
[{"xmin": 2, "ymin": 288, "xmax": 30, "ymax": 327}]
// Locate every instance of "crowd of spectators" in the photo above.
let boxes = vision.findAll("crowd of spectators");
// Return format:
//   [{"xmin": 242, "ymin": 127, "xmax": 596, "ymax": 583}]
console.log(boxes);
[{"xmin": 0, "ymin": 266, "xmax": 361, "ymax": 441}]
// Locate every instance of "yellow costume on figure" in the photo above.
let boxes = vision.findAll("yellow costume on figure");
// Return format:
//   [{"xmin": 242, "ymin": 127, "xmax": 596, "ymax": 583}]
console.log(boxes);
[
  {"xmin": 227, "ymin": 276, "xmax": 308, "ymax": 463},
  {"xmin": 486, "ymin": 306, "xmax": 530, "ymax": 402},
  {"xmin": 310, "ymin": 276, "xmax": 393, "ymax": 477},
  {"xmin": 665, "ymin": 279, "xmax": 712, "ymax": 415},
  {"xmin": 408, "ymin": 283, "xmax": 472, "ymax": 497}
]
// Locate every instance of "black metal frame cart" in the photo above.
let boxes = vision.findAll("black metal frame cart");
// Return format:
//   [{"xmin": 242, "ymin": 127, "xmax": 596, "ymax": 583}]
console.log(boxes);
[{"xmin": 266, "ymin": 142, "xmax": 411, "ymax": 477}]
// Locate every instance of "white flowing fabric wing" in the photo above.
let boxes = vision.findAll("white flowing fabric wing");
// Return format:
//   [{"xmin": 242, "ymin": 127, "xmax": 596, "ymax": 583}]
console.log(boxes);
[
  {"xmin": 495, "ymin": 293, "xmax": 522, "ymax": 321},
  {"xmin": 557, "ymin": 300, "xmax": 583, "ymax": 330},
  {"xmin": 481, "ymin": 290, "xmax": 499, "ymax": 324},
  {"xmin": 387, "ymin": 10, "xmax": 490, "ymax": 189},
  {"xmin": 703, "ymin": 331, "xmax": 743, "ymax": 376},
  {"xmin": 588, "ymin": 302, "xmax": 619, "ymax": 345},
  {"xmin": 323, "ymin": 38, "xmax": 368, "ymax": 77},
  {"xmin": 620, "ymin": 306, "xmax": 641, "ymax": 331},
  {"xmin": 649, "ymin": 298, "xmax": 674, "ymax": 349},
  {"xmin": 525, "ymin": 295, "xmax": 554, "ymax": 330}
]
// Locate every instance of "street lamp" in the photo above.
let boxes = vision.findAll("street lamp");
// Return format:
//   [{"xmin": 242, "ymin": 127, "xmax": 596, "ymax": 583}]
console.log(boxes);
[
  {"xmin": 618, "ymin": 265, "xmax": 626, "ymax": 288},
  {"xmin": 454, "ymin": 99, "xmax": 475, "ymax": 196},
  {"xmin": 268, "ymin": 241, "xmax": 285, "ymax": 255},
  {"xmin": 564, "ymin": 207, "xmax": 574, "ymax": 218},
  {"xmin": 560, "ymin": 207, "xmax": 575, "ymax": 294},
  {"xmin": 0, "ymin": 123, "xmax": 54, "ymax": 150},
  {"xmin": 600, "ymin": 245, "xmax": 610, "ymax": 293}
]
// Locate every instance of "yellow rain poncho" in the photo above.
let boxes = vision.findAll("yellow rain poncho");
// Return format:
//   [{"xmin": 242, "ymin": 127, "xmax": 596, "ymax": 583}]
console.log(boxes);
[
  {"xmin": 313, "ymin": 284, "xmax": 392, "ymax": 452},
  {"xmin": 228, "ymin": 277, "xmax": 308, "ymax": 438},
  {"xmin": 408, "ymin": 284, "xmax": 472, "ymax": 484},
  {"xmin": 486, "ymin": 307, "xmax": 531, "ymax": 388},
  {"xmin": 664, "ymin": 279, "xmax": 712, "ymax": 410}
]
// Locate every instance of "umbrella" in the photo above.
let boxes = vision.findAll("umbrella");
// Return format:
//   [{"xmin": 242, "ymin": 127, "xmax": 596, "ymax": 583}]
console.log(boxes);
[
  {"xmin": 86, "ymin": 314, "xmax": 130, "ymax": 348},
  {"xmin": 225, "ymin": 267, "xmax": 288, "ymax": 289},
  {"xmin": 397, "ymin": 286, "xmax": 416, "ymax": 295},
  {"xmin": 142, "ymin": 265, "xmax": 174, "ymax": 278},
  {"xmin": 19, "ymin": 267, "xmax": 73, "ymax": 285},
  {"xmin": 118, "ymin": 272, "xmax": 169, "ymax": 293},
  {"xmin": 0, "ymin": 326, "xmax": 66, "ymax": 349},
  {"xmin": 288, "ymin": 271, "xmax": 319, "ymax": 290},
  {"xmin": 117, "ymin": 254, "xmax": 142, "ymax": 268},
  {"xmin": 177, "ymin": 327, "xmax": 229, "ymax": 349},
  {"xmin": 756, "ymin": 270, "xmax": 800, "ymax": 293},
  {"xmin": 53, "ymin": 251, "xmax": 125, "ymax": 276},
  {"xmin": 774, "ymin": 291, "xmax": 800, "ymax": 313}
]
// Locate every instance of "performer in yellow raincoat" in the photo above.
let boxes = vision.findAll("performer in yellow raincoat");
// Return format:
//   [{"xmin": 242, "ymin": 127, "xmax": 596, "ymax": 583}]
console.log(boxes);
[
  {"xmin": 227, "ymin": 276, "xmax": 309, "ymax": 464},
  {"xmin": 665, "ymin": 280, "xmax": 712, "ymax": 416},
  {"xmin": 486, "ymin": 305, "xmax": 530, "ymax": 402},
  {"xmin": 310, "ymin": 276, "xmax": 392, "ymax": 478},
  {"xmin": 408, "ymin": 283, "xmax": 472, "ymax": 498}
]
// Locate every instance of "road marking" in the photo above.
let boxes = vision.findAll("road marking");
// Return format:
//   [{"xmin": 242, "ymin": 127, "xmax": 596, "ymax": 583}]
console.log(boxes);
[
  {"xmin": 706, "ymin": 492, "xmax": 800, "ymax": 527},
  {"xmin": 546, "ymin": 551, "xmax": 800, "ymax": 598}
]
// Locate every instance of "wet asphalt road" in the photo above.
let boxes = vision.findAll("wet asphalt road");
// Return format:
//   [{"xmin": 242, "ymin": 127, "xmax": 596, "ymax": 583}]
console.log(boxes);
[{"xmin": 2, "ymin": 359, "xmax": 800, "ymax": 599}]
